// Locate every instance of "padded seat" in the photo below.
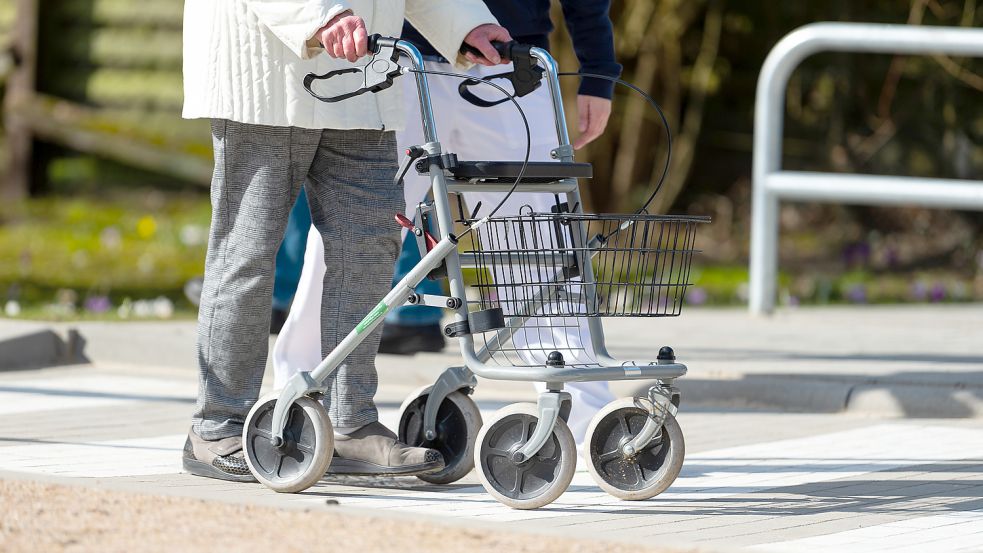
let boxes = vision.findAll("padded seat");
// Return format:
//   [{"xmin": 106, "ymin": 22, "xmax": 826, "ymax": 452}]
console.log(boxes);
[{"xmin": 436, "ymin": 161, "xmax": 593, "ymax": 184}]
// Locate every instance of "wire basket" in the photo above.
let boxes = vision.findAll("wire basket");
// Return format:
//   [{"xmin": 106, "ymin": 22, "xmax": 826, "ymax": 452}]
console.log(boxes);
[{"xmin": 462, "ymin": 212, "xmax": 709, "ymax": 318}]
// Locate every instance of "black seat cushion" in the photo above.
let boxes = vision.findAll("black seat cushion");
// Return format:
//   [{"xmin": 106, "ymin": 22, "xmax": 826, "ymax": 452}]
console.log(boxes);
[{"xmin": 440, "ymin": 161, "xmax": 593, "ymax": 184}]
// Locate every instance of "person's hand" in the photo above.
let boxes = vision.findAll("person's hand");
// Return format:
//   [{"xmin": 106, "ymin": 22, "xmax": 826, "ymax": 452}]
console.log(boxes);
[
  {"xmin": 462, "ymin": 24, "xmax": 513, "ymax": 66},
  {"xmin": 316, "ymin": 11, "xmax": 368, "ymax": 62},
  {"xmin": 573, "ymin": 95, "xmax": 612, "ymax": 149}
]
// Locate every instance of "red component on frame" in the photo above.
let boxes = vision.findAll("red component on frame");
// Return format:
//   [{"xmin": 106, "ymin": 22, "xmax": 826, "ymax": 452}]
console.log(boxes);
[{"xmin": 394, "ymin": 213, "xmax": 438, "ymax": 252}]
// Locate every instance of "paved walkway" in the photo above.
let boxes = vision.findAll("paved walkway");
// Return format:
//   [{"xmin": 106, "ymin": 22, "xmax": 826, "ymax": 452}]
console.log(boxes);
[
  {"xmin": 1, "ymin": 306, "xmax": 982, "ymax": 551},
  {"xmin": 2, "ymin": 364, "xmax": 983, "ymax": 551}
]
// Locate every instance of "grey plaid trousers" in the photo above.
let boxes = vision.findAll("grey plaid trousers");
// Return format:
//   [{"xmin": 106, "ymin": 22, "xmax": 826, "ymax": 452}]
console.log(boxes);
[{"xmin": 192, "ymin": 120, "xmax": 402, "ymax": 440}]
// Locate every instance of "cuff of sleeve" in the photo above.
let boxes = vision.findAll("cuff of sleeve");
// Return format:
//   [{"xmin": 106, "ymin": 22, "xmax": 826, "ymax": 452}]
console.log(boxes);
[
  {"xmin": 577, "ymin": 77, "xmax": 615, "ymax": 100},
  {"xmin": 300, "ymin": 3, "xmax": 352, "ymax": 60},
  {"xmin": 434, "ymin": 10, "xmax": 497, "ymax": 70}
]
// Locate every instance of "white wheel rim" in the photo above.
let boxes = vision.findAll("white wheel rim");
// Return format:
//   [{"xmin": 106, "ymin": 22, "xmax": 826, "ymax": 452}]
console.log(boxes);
[{"xmin": 243, "ymin": 394, "xmax": 333, "ymax": 491}]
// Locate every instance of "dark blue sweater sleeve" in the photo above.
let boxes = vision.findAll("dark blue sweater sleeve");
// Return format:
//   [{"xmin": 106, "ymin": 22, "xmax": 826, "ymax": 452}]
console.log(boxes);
[{"xmin": 559, "ymin": 0, "xmax": 622, "ymax": 99}]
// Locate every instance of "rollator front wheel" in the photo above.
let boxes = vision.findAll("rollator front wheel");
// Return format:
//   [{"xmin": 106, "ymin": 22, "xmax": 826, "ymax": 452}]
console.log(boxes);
[
  {"xmin": 243, "ymin": 392, "xmax": 334, "ymax": 493},
  {"xmin": 585, "ymin": 397, "xmax": 685, "ymax": 501},
  {"xmin": 397, "ymin": 385, "xmax": 482, "ymax": 485},
  {"xmin": 474, "ymin": 403, "xmax": 576, "ymax": 510}
]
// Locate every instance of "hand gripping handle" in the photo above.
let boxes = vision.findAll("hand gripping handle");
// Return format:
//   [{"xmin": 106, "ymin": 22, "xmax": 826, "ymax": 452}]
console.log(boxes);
[
  {"xmin": 303, "ymin": 34, "xmax": 402, "ymax": 103},
  {"xmin": 459, "ymin": 40, "xmax": 515, "ymax": 62}
]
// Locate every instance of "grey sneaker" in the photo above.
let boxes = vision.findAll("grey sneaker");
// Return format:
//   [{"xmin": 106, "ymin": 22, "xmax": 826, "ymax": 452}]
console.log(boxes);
[
  {"xmin": 327, "ymin": 421, "xmax": 444, "ymax": 476},
  {"xmin": 182, "ymin": 428, "xmax": 256, "ymax": 483}
]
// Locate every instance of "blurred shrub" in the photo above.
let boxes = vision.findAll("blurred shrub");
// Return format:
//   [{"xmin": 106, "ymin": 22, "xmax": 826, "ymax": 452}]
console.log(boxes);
[{"xmin": 0, "ymin": 192, "xmax": 209, "ymax": 317}]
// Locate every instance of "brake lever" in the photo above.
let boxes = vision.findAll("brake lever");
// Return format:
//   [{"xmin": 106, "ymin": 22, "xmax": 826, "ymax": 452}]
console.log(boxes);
[
  {"xmin": 304, "ymin": 35, "xmax": 404, "ymax": 103},
  {"xmin": 457, "ymin": 43, "xmax": 544, "ymax": 108}
]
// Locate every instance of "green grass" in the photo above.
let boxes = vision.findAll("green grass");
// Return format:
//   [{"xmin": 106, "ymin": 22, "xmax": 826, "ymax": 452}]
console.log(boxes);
[
  {"xmin": 2, "ymin": 193, "xmax": 979, "ymax": 322},
  {"xmin": 688, "ymin": 265, "xmax": 981, "ymax": 306},
  {"xmin": 0, "ymin": 193, "xmax": 209, "ymax": 320}
]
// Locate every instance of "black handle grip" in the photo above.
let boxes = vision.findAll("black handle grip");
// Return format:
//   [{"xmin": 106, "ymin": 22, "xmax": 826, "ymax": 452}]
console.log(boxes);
[
  {"xmin": 457, "ymin": 42, "xmax": 544, "ymax": 108},
  {"xmin": 367, "ymin": 33, "xmax": 381, "ymax": 54},
  {"xmin": 367, "ymin": 33, "xmax": 397, "ymax": 55},
  {"xmin": 459, "ymin": 40, "xmax": 515, "ymax": 61}
]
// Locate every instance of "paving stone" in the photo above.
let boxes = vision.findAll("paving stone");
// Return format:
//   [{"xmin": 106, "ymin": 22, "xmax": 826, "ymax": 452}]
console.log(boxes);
[{"xmin": 1, "ymin": 313, "xmax": 982, "ymax": 553}]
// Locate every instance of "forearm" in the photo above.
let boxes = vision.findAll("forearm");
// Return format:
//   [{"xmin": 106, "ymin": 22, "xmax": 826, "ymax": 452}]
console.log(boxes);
[{"xmin": 559, "ymin": 0, "xmax": 622, "ymax": 99}]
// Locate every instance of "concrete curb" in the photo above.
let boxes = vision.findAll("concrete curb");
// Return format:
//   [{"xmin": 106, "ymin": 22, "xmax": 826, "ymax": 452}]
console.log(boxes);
[
  {"xmin": 678, "ymin": 376, "xmax": 983, "ymax": 418},
  {"xmin": 4, "ymin": 318, "xmax": 981, "ymax": 419},
  {"xmin": 846, "ymin": 383, "xmax": 983, "ymax": 418},
  {"xmin": 677, "ymin": 377, "xmax": 852, "ymax": 413}
]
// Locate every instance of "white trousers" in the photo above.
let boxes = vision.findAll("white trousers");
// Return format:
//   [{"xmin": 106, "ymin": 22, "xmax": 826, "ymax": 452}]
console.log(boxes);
[{"xmin": 272, "ymin": 62, "xmax": 614, "ymax": 445}]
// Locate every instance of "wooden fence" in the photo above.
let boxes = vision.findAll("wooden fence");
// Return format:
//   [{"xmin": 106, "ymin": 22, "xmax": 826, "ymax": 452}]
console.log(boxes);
[{"xmin": 2, "ymin": 0, "xmax": 211, "ymax": 199}]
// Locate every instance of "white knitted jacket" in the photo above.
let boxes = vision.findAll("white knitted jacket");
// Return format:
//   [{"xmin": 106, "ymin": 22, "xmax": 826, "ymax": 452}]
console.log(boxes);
[{"xmin": 182, "ymin": 0, "xmax": 496, "ymax": 130}]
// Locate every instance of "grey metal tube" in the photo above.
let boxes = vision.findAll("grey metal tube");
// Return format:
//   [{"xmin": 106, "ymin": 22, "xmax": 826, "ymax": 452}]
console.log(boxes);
[
  {"xmin": 395, "ymin": 40, "xmax": 438, "ymax": 143},
  {"xmin": 275, "ymin": 238, "xmax": 460, "ymax": 441},
  {"xmin": 309, "ymin": 238, "xmax": 458, "ymax": 384},
  {"xmin": 768, "ymin": 172, "xmax": 983, "ymax": 208},
  {"xmin": 467, "ymin": 361, "xmax": 688, "ymax": 383},
  {"xmin": 530, "ymin": 47, "xmax": 571, "ymax": 149}
]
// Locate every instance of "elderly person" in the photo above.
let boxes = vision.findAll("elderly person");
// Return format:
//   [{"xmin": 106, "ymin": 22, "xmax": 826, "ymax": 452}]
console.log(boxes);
[
  {"xmin": 181, "ymin": 0, "xmax": 510, "ymax": 482},
  {"xmin": 273, "ymin": 0, "xmax": 622, "ymax": 454}
]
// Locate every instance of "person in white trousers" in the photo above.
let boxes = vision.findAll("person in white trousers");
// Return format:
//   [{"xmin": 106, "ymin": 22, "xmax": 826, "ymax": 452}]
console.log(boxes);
[{"xmin": 274, "ymin": 57, "xmax": 620, "ymax": 452}]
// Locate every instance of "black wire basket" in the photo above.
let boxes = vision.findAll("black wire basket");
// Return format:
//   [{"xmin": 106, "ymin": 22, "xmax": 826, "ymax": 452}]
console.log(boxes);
[{"xmin": 462, "ymin": 212, "xmax": 710, "ymax": 318}]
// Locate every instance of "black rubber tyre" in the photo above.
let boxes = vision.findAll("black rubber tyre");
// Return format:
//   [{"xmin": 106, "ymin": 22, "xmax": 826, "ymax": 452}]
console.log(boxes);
[
  {"xmin": 243, "ymin": 393, "xmax": 334, "ymax": 493},
  {"xmin": 398, "ymin": 385, "xmax": 482, "ymax": 485},
  {"xmin": 585, "ymin": 397, "xmax": 685, "ymax": 501}
]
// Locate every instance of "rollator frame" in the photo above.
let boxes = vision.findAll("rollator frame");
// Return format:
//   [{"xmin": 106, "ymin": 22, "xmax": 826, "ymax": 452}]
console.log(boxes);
[{"xmin": 270, "ymin": 39, "xmax": 688, "ymax": 460}]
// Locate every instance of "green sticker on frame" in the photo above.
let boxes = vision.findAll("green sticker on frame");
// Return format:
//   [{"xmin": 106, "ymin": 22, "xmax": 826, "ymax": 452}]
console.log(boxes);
[{"xmin": 355, "ymin": 301, "xmax": 388, "ymax": 334}]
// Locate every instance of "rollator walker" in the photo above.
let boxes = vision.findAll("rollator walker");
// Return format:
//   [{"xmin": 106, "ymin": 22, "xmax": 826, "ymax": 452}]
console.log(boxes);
[{"xmin": 242, "ymin": 36, "xmax": 709, "ymax": 509}]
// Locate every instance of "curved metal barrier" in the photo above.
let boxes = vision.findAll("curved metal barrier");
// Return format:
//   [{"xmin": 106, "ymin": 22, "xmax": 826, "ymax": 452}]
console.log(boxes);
[{"xmin": 749, "ymin": 22, "xmax": 983, "ymax": 314}]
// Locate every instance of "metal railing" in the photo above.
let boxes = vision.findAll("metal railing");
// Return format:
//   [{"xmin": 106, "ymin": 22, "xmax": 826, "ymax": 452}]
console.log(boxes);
[{"xmin": 749, "ymin": 22, "xmax": 983, "ymax": 314}]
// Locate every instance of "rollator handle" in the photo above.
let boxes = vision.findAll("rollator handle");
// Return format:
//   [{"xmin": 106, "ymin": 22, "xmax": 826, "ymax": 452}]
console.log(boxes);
[
  {"xmin": 303, "ymin": 35, "xmax": 403, "ymax": 103},
  {"xmin": 366, "ymin": 34, "xmax": 389, "ymax": 55},
  {"xmin": 459, "ymin": 40, "xmax": 515, "ymax": 62},
  {"xmin": 457, "ymin": 42, "xmax": 544, "ymax": 108}
]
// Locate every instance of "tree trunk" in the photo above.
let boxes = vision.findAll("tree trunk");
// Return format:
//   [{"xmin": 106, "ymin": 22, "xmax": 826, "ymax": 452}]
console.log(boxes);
[
  {"xmin": 610, "ymin": 12, "xmax": 662, "ymax": 212},
  {"xmin": 3, "ymin": 0, "xmax": 39, "ymax": 200},
  {"xmin": 648, "ymin": 0, "xmax": 724, "ymax": 215}
]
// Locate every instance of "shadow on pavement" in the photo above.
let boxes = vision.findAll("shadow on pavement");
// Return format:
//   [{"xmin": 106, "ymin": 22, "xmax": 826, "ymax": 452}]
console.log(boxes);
[{"xmin": 0, "ymin": 329, "xmax": 89, "ymax": 371}]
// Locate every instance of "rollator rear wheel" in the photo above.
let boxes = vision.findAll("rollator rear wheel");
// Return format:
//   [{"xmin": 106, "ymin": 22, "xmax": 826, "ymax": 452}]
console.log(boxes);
[
  {"xmin": 585, "ymin": 397, "xmax": 685, "ymax": 501},
  {"xmin": 243, "ymin": 392, "xmax": 334, "ymax": 493},
  {"xmin": 474, "ymin": 403, "xmax": 576, "ymax": 510},
  {"xmin": 398, "ymin": 385, "xmax": 482, "ymax": 485}
]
